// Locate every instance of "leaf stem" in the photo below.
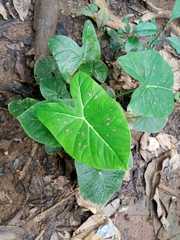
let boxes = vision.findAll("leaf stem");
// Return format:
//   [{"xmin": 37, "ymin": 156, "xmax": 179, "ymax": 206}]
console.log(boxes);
[
  {"xmin": 113, "ymin": 89, "xmax": 135, "ymax": 98},
  {"xmin": 148, "ymin": 22, "xmax": 169, "ymax": 48}
]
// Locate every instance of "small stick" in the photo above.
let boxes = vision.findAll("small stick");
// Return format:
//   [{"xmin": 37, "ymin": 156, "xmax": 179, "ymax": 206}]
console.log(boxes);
[{"xmin": 18, "ymin": 142, "xmax": 38, "ymax": 181}]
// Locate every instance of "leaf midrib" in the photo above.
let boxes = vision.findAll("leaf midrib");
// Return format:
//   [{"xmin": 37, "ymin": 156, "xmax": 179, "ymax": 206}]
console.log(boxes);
[{"xmin": 58, "ymin": 111, "xmax": 122, "ymax": 167}]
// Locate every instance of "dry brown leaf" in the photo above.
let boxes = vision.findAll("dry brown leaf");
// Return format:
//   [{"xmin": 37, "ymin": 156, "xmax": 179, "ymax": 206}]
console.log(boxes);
[
  {"xmin": 147, "ymin": 137, "xmax": 159, "ymax": 153},
  {"xmin": 140, "ymin": 1, "xmax": 171, "ymax": 22},
  {"xmin": 13, "ymin": 0, "xmax": 31, "ymax": 21},
  {"xmin": 159, "ymin": 50, "xmax": 180, "ymax": 93},
  {"xmin": 153, "ymin": 189, "xmax": 169, "ymax": 232},
  {"xmin": 145, "ymin": 150, "xmax": 171, "ymax": 199},
  {"xmin": 72, "ymin": 214, "xmax": 108, "ymax": 239},
  {"xmin": 75, "ymin": 188, "xmax": 102, "ymax": 214},
  {"xmin": 140, "ymin": 132, "xmax": 150, "ymax": 151},
  {"xmin": 102, "ymin": 199, "xmax": 120, "ymax": 217},
  {"xmin": 157, "ymin": 197, "xmax": 180, "ymax": 239},
  {"xmin": 0, "ymin": 2, "xmax": 8, "ymax": 20},
  {"xmin": 5, "ymin": 2, "xmax": 16, "ymax": 19},
  {"xmin": 93, "ymin": 0, "xmax": 133, "ymax": 30}
]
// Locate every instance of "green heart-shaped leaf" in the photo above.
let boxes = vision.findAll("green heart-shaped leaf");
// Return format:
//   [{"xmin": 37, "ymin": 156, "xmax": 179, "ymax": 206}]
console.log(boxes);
[
  {"xmin": 48, "ymin": 20, "xmax": 101, "ymax": 82},
  {"xmin": 48, "ymin": 35, "xmax": 84, "ymax": 82},
  {"xmin": 82, "ymin": 20, "xmax": 101, "ymax": 60},
  {"xmin": 75, "ymin": 153, "xmax": 133, "ymax": 205},
  {"xmin": 40, "ymin": 77, "xmax": 70, "ymax": 100},
  {"xmin": 36, "ymin": 72, "xmax": 131, "ymax": 170},
  {"xmin": 78, "ymin": 60, "xmax": 108, "ymax": 83},
  {"xmin": 34, "ymin": 56, "xmax": 63, "ymax": 83},
  {"xmin": 75, "ymin": 161, "xmax": 126, "ymax": 205},
  {"xmin": 17, "ymin": 101, "xmax": 60, "ymax": 147},
  {"xmin": 8, "ymin": 98, "xmax": 38, "ymax": 117},
  {"xmin": 118, "ymin": 50, "xmax": 174, "ymax": 118}
]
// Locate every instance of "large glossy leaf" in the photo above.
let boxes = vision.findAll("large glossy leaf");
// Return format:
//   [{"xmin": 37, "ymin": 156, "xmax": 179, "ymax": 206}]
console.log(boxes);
[
  {"xmin": 165, "ymin": 37, "xmax": 180, "ymax": 54},
  {"xmin": 82, "ymin": 20, "xmax": 101, "ymax": 61},
  {"xmin": 34, "ymin": 56, "xmax": 63, "ymax": 83},
  {"xmin": 40, "ymin": 77, "xmax": 70, "ymax": 100},
  {"xmin": 133, "ymin": 22, "xmax": 159, "ymax": 36},
  {"xmin": 169, "ymin": 0, "xmax": 180, "ymax": 23},
  {"xmin": 36, "ymin": 72, "xmax": 131, "ymax": 170},
  {"xmin": 133, "ymin": 116, "xmax": 167, "ymax": 133},
  {"xmin": 48, "ymin": 35, "xmax": 84, "ymax": 82},
  {"xmin": 78, "ymin": 60, "xmax": 108, "ymax": 83},
  {"xmin": 17, "ymin": 101, "xmax": 60, "ymax": 147},
  {"xmin": 117, "ymin": 50, "xmax": 174, "ymax": 118},
  {"xmin": 75, "ymin": 161, "xmax": 126, "ymax": 205}
]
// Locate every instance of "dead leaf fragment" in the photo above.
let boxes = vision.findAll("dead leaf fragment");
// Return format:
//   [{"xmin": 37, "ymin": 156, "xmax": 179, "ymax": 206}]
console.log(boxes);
[
  {"xmin": 93, "ymin": 0, "xmax": 133, "ymax": 30},
  {"xmin": 75, "ymin": 188, "xmax": 102, "ymax": 214},
  {"xmin": 0, "ymin": 2, "xmax": 8, "ymax": 20},
  {"xmin": 153, "ymin": 189, "xmax": 169, "ymax": 232},
  {"xmin": 6, "ymin": 2, "xmax": 16, "ymax": 19},
  {"xmin": 72, "ymin": 214, "xmax": 108, "ymax": 239},
  {"xmin": 13, "ymin": 0, "xmax": 31, "ymax": 21},
  {"xmin": 145, "ymin": 150, "xmax": 171, "ymax": 199},
  {"xmin": 147, "ymin": 137, "xmax": 159, "ymax": 152}
]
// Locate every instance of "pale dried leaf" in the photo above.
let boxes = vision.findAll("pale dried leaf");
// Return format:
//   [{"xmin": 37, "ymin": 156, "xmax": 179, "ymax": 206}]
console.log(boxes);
[
  {"xmin": 147, "ymin": 137, "xmax": 159, "ymax": 152},
  {"xmin": 145, "ymin": 150, "xmax": 171, "ymax": 199},
  {"xmin": 72, "ymin": 214, "xmax": 108, "ymax": 239},
  {"xmin": 75, "ymin": 188, "xmax": 102, "ymax": 214},
  {"xmin": 102, "ymin": 198, "xmax": 120, "ymax": 217},
  {"xmin": 123, "ymin": 170, "xmax": 131, "ymax": 181},
  {"xmin": 6, "ymin": 2, "xmax": 16, "ymax": 19},
  {"xmin": 93, "ymin": 0, "xmax": 132, "ymax": 30},
  {"xmin": 157, "ymin": 196, "xmax": 180, "ymax": 239},
  {"xmin": 156, "ymin": 133, "xmax": 177, "ymax": 150},
  {"xmin": 13, "ymin": 0, "xmax": 31, "ymax": 21},
  {"xmin": 140, "ymin": 149, "xmax": 148, "ymax": 162},
  {"xmin": 165, "ymin": 148, "xmax": 180, "ymax": 172},
  {"xmin": 140, "ymin": 132, "xmax": 150, "ymax": 151},
  {"xmin": 160, "ymin": 50, "xmax": 180, "ymax": 93},
  {"xmin": 0, "ymin": 2, "xmax": 8, "ymax": 20},
  {"xmin": 121, "ymin": 71, "xmax": 139, "ymax": 90},
  {"xmin": 153, "ymin": 188, "xmax": 169, "ymax": 232}
]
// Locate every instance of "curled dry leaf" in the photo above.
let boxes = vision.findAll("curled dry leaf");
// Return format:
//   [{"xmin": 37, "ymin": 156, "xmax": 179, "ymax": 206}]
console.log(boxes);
[
  {"xmin": 75, "ymin": 188, "xmax": 102, "ymax": 214},
  {"xmin": 13, "ymin": 0, "xmax": 31, "ymax": 21},
  {"xmin": 145, "ymin": 150, "xmax": 171, "ymax": 199},
  {"xmin": 0, "ymin": 2, "xmax": 8, "ymax": 20},
  {"xmin": 5, "ymin": 2, "xmax": 16, "ymax": 19},
  {"xmin": 93, "ymin": 0, "xmax": 133, "ymax": 30},
  {"xmin": 155, "ymin": 133, "xmax": 177, "ymax": 150},
  {"xmin": 157, "ymin": 197, "xmax": 180, "ymax": 239},
  {"xmin": 140, "ymin": 1, "xmax": 171, "ymax": 22},
  {"xmin": 72, "ymin": 214, "xmax": 108, "ymax": 239},
  {"xmin": 147, "ymin": 137, "xmax": 159, "ymax": 153},
  {"xmin": 153, "ymin": 188, "xmax": 169, "ymax": 232},
  {"xmin": 160, "ymin": 50, "xmax": 180, "ymax": 93}
]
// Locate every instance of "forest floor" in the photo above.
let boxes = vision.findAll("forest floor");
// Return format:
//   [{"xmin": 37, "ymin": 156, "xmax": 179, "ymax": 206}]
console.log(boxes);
[{"xmin": 0, "ymin": 0, "xmax": 180, "ymax": 239}]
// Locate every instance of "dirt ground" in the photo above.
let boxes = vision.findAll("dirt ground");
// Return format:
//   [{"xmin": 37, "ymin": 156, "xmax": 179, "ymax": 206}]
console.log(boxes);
[{"xmin": 0, "ymin": 0, "xmax": 180, "ymax": 239}]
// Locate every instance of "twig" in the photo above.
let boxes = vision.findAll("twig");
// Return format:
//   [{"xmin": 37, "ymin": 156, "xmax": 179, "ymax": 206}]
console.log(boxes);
[{"xmin": 18, "ymin": 142, "xmax": 38, "ymax": 181}]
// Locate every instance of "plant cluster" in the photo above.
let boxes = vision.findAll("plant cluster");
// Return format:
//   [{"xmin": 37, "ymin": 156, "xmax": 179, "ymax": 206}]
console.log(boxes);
[{"xmin": 8, "ymin": 0, "xmax": 180, "ymax": 205}]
